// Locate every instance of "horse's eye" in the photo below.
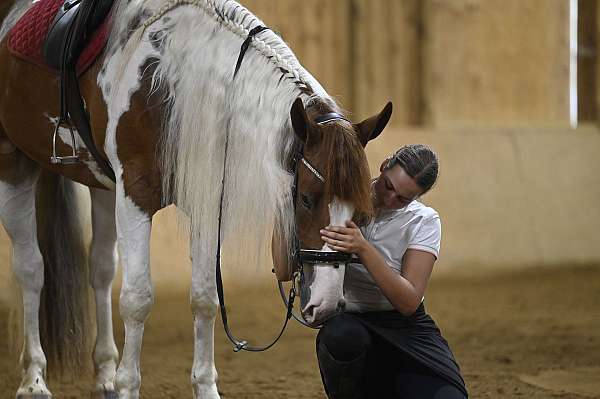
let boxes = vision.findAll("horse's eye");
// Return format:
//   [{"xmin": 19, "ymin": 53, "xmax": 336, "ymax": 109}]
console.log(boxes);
[{"xmin": 301, "ymin": 193, "xmax": 313, "ymax": 210}]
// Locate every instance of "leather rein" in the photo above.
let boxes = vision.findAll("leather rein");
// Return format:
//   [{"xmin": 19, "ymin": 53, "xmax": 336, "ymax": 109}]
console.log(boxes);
[
  {"xmin": 215, "ymin": 115, "xmax": 349, "ymax": 352},
  {"xmin": 216, "ymin": 25, "xmax": 353, "ymax": 352}
]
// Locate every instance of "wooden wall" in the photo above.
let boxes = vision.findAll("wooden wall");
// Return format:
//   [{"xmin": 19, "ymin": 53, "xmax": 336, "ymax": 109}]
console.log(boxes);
[
  {"xmin": 578, "ymin": 0, "xmax": 597, "ymax": 122},
  {"xmin": 241, "ymin": 0, "xmax": 353, "ymax": 109},
  {"xmin": 597, "ymin": 0, "xmax": 600, "ymax": 122},
  {"xmin": 243, "ymin": 0, "xmax": 574, "ymax": 127},
  {"xmin": 422, "ymin": 0, "xmax": 571, "ymax": 128},
  {"xmin": 351, "ymin": 0, "xmax": 422, "ymax": 125}
]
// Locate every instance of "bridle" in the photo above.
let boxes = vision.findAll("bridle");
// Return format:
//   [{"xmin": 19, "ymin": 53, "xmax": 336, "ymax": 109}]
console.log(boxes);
[
  {"xmin": 215, "ymin": 25, "xmax": 355, "ymax": 353},
  {"xmin": 215, "ymin": 111, "xmax": 352, "ymax": 351}
]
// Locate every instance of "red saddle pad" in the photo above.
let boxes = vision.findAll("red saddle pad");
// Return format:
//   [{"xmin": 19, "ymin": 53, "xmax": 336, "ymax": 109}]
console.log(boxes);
[{"xmin": 7, "ymin": 0, "xmax": 111, "ymax": 75}]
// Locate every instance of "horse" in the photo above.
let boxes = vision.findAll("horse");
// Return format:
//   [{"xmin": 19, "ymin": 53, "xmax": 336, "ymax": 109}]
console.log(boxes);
[{"xmin": 0, "ymin": 0, "xmax": 393, "ymax": 398}]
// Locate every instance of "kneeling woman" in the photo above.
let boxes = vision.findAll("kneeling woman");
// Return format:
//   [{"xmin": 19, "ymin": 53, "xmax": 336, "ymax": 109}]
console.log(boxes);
[{"xmin": 318, "ymin": 144, "xmax": 468, "ymax": 399}]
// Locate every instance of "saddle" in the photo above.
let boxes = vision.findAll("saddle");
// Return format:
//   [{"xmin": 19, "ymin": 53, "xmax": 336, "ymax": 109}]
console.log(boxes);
[
  {"xmin": 8, "ymin": 0, "xmax": 116, "ymax": 181},
  {"xmin": 43, "ymin": 0, "xmax": 113, "ymax": 71}
]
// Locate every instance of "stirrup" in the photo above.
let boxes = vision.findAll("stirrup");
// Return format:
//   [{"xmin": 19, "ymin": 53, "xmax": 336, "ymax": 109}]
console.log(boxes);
[{"xmin": 50, "ymin": 118, "xmax": 79, "ymax": 165}]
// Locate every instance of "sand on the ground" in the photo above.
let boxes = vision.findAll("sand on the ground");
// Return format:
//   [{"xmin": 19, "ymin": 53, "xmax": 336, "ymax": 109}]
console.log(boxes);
[{"xmin": 1, "ymin": 261, "xmax": 599, "ymax": 398}]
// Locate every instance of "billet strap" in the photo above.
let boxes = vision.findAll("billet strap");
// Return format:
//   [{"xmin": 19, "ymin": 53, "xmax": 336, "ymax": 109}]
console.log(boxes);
[
  {"xmin": 314, "ymin": 112, "xmax": 351, "ymax": 125},
  {"xmin": 233, "ymin": 25, "xmax": 269, "ymax": 78}
]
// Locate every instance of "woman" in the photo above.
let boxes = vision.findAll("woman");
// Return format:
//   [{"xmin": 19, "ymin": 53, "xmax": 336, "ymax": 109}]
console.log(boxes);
[{"xmin": 318, "ymin": 144, "xmax": 468, "ymax": 399}]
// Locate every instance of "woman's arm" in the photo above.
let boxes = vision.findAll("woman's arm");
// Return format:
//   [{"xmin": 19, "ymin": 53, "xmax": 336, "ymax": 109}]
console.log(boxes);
[{"xmin": 321, "ymin": 221, "xmax": 435, "ymax": 316}]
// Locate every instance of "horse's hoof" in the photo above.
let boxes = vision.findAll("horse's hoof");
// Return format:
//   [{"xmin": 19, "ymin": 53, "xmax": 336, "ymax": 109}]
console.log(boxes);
[{"xmin": 90, "ymin": 390, "xmax": 118, "ymax": 399}]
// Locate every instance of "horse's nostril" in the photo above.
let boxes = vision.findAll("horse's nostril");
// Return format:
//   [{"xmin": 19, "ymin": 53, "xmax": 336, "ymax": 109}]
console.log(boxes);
[
  {"xmin": 337, "ymin": 298, "xmax": 346, "ymax": 312},
  {"xmin": 303, "ymin": 305, "xmax": 315, "ymax": 320}
]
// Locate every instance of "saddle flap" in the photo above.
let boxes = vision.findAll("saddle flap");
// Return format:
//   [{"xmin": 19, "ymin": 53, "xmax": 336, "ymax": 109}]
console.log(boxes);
[{"xmin": 43, "ymin": 0, "xmax": 81, "ymax": 71}]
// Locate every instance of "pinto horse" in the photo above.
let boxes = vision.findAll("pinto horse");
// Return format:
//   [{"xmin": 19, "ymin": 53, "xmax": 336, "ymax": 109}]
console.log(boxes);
[{"xmin": 0, "ymin": 0, "xmax": 393, "ymax": 398}]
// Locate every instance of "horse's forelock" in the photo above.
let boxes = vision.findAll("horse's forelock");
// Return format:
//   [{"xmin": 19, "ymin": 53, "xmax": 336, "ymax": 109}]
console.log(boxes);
[
  {"xmin": 304, "ymin": 97, "xmax": 373, "ymax": 223},
  {"xmin": 322, "ymin": 124, "xmax": 374, "ymax": 224}
]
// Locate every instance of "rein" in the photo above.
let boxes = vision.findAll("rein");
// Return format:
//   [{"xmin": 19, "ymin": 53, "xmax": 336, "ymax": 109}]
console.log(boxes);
[
  {"xmin": 215, "ymin": 24, "xmax": 352, "ymax": 352},
  {"xmin": 214, "ymin": 121, "xmax": 322, "ymax": 352}
]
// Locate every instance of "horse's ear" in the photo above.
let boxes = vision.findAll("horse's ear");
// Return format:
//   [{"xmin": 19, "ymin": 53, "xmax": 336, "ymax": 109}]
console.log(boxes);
[
  {"xmin": 356, "ymin": 102, "xmax": 393, "ymax": 146},
  {"xmin": 290, "ymin": 97, "xmax": 309, "ymax": 143}
]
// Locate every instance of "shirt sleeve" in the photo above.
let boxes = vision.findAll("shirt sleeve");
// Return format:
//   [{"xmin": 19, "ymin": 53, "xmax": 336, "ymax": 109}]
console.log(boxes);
[{"xmin": 407, "ymin": 215, "xmax": 442, "ymax": 259}]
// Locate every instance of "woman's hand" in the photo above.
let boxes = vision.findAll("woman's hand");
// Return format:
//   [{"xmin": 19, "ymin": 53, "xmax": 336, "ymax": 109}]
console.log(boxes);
[{"xmin": 320, "ymin": 220, "xmax": 369, "ymax": 255}]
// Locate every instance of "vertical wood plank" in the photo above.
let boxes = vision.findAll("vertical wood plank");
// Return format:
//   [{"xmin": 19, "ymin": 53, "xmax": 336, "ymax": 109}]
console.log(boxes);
[
  {"xmin": 242, "ymin": 0, "xmax": 352, "ymax": 109},
  {"xmin": 578, "ymin": 0, "xmax": 598, "ymax": 122},
  {"xmin": 352, "ymin": 0, "xmax": 421, "ymax": 125},
  {"xmin": 422, "ymin": 0, "xmax": 570, "ymax": 127}
]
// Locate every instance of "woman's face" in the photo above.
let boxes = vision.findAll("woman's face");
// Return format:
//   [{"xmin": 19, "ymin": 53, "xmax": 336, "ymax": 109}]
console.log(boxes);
[{"xmin": 373, "ymin": 164, "xmax": 425, "ymax": 210}]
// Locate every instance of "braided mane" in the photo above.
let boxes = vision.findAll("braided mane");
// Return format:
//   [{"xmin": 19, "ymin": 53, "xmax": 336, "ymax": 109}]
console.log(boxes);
[
  {"xmin": 106, "ymin": 0, "xmax": 325, "ymax": 97},
  {"xmin": 102, "ymin": 0, "xmax": 340, "ymax": 269},
  {"xmin": 101, "ymin": 0, "xmax": 368, "ymax": 272}
]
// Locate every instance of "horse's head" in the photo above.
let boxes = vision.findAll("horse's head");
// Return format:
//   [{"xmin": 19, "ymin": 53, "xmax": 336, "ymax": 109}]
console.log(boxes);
[{"xmin": 274, "ymin": 96, "xmax": 393, "ymax": 326}]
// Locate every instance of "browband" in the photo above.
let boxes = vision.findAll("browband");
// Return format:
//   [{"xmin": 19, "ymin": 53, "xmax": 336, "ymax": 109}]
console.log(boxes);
[
  {"xmin": 314, "ymin": 112, "xmax": 351, "ymax": 125},
  {"xmin": 301, "ymin": 157, "xmax": 325, "ymax": 182}
]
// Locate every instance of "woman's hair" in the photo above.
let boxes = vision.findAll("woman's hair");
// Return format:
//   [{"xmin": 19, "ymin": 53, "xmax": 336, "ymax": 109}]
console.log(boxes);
[{"xmin": 384, "ymin": 144, "xmax": 439, "ymax": 193}]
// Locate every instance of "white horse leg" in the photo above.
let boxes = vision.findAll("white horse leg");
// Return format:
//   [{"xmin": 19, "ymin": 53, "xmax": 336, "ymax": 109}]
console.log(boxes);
[
  {"xmin": 113, "ymin": 183, "xmax": 153, "ymax": 399},
  {"xmin": 89, "ymin": 188, "xmax": 119, "ymax": 398},
  {"xmin": 190, "ymin": 237, "xmax": 220, "ymax": 399},
  {"xmin": 0, "ymin": 167, "xmax": 51, "ymax": 398}
]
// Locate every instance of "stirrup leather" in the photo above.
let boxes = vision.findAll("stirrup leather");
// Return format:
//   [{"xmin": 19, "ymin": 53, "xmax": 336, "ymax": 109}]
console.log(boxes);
[{"xmin": 50, "ymin": 118, "xmax": 79, "ymax": 165}]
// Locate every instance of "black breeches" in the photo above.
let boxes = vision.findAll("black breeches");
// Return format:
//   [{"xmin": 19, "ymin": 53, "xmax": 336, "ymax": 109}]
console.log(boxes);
[{"xmin": 316, "ymin": 313, "xmax": 467, "ymax": 399}]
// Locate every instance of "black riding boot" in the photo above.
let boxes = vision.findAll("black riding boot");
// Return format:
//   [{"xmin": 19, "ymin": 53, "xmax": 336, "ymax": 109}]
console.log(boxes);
[{"xmin": 317, "ymin": 341, "xmax": 367, "ymax": 399}]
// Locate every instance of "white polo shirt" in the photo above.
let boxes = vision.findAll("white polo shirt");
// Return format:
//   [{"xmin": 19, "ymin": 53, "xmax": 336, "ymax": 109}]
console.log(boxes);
[{"xmin": 343, "ymin": 200, "xmax": 441, "ymax": 313}]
